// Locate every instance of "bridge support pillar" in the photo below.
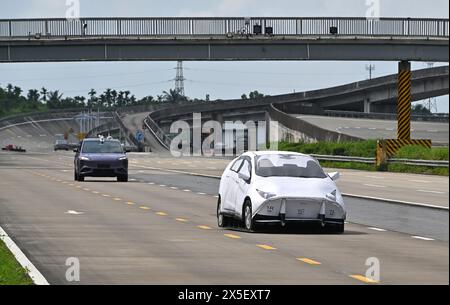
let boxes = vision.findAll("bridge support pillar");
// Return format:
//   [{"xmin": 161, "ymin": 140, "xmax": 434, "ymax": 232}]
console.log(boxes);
[
  {"xmin": 363, "ymin": 99, "xmax": 371, "ymax": 113},
  {"xmin": 397, "ymin": 61, "xmax": 412, "ymax": 140},
  {"xmin": 375, "ymin": 60, "xmax": 433, "ymax": 169}
]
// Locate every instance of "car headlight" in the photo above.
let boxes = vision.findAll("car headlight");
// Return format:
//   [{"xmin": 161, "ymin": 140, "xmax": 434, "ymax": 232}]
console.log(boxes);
[
  {"xmin": 79, "ymin": 156, "xmax": 90, "ymax": 161},
  {"xmin": 118, "ymin": 156, "xmax": 128, "ymax": 161},
  {"xmin": 256, "ymin": 189, "xmax": 277, "ymax": 200},
  {"xmin": 326, "ymin": 190, "xmax": 337, "ymax": 201}
]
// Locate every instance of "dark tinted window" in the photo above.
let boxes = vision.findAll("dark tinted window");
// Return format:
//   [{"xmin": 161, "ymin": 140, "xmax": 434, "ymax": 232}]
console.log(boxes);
[
  {"xmin": 255, "ymin": 154, "xmax": 327, "ymax": 178},
  {"xmin": 82, "ymin": 141, "xmax": 123, "ymax": 154}
]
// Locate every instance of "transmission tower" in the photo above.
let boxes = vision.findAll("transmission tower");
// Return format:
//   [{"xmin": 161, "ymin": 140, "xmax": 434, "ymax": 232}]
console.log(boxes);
[
  {"xmin": 175, "ymin": 61, "xmax": 185, "ymax": 96},
  {"xmin": 425, "ymin": 62, "xmax": 438, "ymax": 113},
  {"xmin": 366, "ymin": 63, "xmax": 375, "ymax": 80}
]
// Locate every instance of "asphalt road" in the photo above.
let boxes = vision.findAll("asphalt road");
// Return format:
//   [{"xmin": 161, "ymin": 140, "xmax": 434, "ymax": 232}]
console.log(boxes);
[
  {"xmin": 0, "ymin": 151, "xmax": 448, "ymax": 285},
  {"xmin": 127, "ymin": 154, "xmax": 449, "ymax": 208},
  {"xmin": 295, "ymin": 115, "xmax": 449, "ymax": 146}
]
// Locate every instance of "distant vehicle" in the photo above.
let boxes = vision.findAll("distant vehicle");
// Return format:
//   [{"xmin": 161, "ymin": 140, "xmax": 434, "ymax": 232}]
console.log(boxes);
[
  {"xmin": 54, "ymin": 139, "xmax": 70, "ymax": 151},
  {"xmin": 73, "ymin": 137, "xmax": 130, "ymax": 182},
  {"xmin": 217, "ymin": 151, "xmax": 346, "ymax": 233},
  {"xmin": 1, "ymin": 144, "xmax": 26, "ymax": 152}
]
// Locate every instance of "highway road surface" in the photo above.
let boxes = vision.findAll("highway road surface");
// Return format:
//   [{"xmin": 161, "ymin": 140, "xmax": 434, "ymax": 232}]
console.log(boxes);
[
  {"xmin": 0, "ymin": 151, "xmax": 448, "ymax": 285},
  {"xmin": 295, "ymin": 115, "xmax": 449, "ymax": 146}
]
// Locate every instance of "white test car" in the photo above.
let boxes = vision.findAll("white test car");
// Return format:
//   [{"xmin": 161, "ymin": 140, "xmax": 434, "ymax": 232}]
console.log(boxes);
[{"xmin": 217, "ymin": 151, "xmax": 346, "ymax": 233}]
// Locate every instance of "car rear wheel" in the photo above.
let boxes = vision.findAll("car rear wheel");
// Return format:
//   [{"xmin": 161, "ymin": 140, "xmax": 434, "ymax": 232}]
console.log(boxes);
[
  {"xmin": 117, "ymin": 175, "xmax": 128, "ymax": 182},
  {"xmin": 243, "ymin": 200, "xmax": 255, "ymax": 232},
  {"xmin": 217, "ymin": 197, "xmax": 230, "ymax": 228},
  {"xmin": 324, "ymin": 223, "xmax": 345, "ymax": 234}
]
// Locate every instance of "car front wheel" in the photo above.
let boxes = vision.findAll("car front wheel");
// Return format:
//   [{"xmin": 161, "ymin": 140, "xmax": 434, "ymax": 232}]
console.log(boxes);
[
  {"xmin": 243, "ymin": 200, "xmax": 255, "ymax": 232},
  {"xmin": 217, "ymin": 197, "xmax": 230, "ymax": 228}
]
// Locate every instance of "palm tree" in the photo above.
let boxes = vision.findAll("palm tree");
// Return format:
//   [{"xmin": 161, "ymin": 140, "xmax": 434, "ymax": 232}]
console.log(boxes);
[
  {"xmin": 162, "ymin": 89, "xmax": 185, "ymax": 103},
  {"xmin": 47, "ymin": 90, "xmax": 63, "ymax": 109},
  {"xmin": 27, "ymin": 89, "xmax": 40, "ymax": 102},
  {"xmin": 104, "ymin": 89, "xmax": 113, "ymax": 108},
  {"xmin": 88, "ymin": 89, "xmax": 97, "ymax": 109},
  {"xmin": 40, "ymin": 87, "xmax": 48, "ymax": 102}
]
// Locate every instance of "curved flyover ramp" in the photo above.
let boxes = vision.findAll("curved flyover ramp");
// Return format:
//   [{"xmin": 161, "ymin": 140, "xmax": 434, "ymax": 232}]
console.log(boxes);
[{"xmin": 295, "ymin": 114, "xmax": 449, "ymax": 146}]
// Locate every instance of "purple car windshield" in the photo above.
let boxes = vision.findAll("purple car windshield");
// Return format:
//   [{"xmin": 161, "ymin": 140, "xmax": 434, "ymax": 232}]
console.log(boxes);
[{"xmin": 82, "ymin": 141, "xmax": 123, "ymax": 154}]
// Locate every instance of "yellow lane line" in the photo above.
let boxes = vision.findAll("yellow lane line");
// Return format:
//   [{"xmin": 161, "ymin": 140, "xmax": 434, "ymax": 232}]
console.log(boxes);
[
  {"xmin": 257, "ymin": 244, "xmax": 277, "ymax": 250},
  {"xmin": 297, "ymin": 258, "xmax": 322, "ymax": 265},
  {"xmin": 139, "ymin": 206, "xmax": 151, "ymax": 210},
  {"xmin": 349, "ymin": 275, "xmax": 379, "ymax": 284},
  {"xmin": 126, "ymin": 202, "xmax": 136, "ymax": 205},
  {"xmin": 102, "ymin": 194, "xmax": 110, "ymax": 197},
  {"xmin": 112, "ymin": 198, "xmax": 122, "ymax": 201},
  {"xmin": 224, "ymin": 233, "xmax": 241, "ymax": 239},
  {"xmin": 175, "ymin": 218, "xmax": 188, "ymax": 222},
  {"xmin": 156, "ymin": 212, "xmax": 168, "ymax": 216},
  {"xmin": 197, "ymin": 225, "xmax": 212, "ymax": 230}
]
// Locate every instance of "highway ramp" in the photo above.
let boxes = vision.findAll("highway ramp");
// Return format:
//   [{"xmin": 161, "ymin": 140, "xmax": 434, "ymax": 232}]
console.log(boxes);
[
  {"xmin": 0, "ymin": 118, "xmax": 82, "ymax": 152},
  {"xmin": 295, "ymin": 115, "xmax": 449, "ymax": 146},
  {"xmin": 120, "ymin": 112, "xmax": 168, "ymax": 153},
  {"xmin": 0, "ymin": 151, "xmax": 448, "ymax": 284}
]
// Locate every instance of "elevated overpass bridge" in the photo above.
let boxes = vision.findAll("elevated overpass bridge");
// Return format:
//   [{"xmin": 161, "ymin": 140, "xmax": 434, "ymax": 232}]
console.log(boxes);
[{"xmin": 0, "ymin": 17, "xmax": 448, "ymax": 62}]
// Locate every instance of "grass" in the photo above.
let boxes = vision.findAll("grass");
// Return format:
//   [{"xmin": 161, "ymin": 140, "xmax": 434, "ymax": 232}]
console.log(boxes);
[
  {"xmin": 319, "ymin": 161, "xmax": 448, "ymax": 176},
  {"xmin": 0, "ymin": 238, "xmax": 33, "ymax": 285},
  {"xmin": 278, "ymin": 140, "xmax": 449, "ymax": 176},
  {"xmin": 278, "ymin": 140, "xmax": 378, "ymax": 158}
]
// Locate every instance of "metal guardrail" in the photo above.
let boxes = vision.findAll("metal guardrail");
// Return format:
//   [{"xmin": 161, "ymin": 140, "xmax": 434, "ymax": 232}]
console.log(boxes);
[
  {"xmin": 324, "ymin": 110, "xmax": 449, "ymax": 123},
  {"xmin": 311, "ymin": 154, "xmax": 449, "ymax": 167},
  {"xmin": 0, "ymin": 17, "xmax": 448, "ymax": 38},
  {"xmin": 143, "ymin": 116, "xmax": 171, "ymax": 150}
]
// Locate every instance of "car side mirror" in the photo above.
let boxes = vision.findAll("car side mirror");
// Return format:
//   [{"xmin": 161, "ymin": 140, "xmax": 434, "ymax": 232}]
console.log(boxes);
[
  {"xmin": 238, "ymin": 172, "xmax": 251, "ymax": 182},
  {"xmin": 73, "ymin": 148, "xmax": 79, "ymax": 153},
  {"xmin": 328, "ymin": 172, "xmax": 340, "ymax": 181}
]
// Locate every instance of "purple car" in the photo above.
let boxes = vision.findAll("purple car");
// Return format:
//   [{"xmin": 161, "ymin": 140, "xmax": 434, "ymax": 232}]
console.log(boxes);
[{"xmin": 74, "ymin": 138, "xmax": 129, "ymax": 182}]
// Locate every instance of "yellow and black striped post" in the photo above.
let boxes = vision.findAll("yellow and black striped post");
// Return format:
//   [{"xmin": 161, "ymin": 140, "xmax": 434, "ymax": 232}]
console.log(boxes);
[{"xmin": 397, "ymin": 61, "xmax": 412, "ymax": 140}]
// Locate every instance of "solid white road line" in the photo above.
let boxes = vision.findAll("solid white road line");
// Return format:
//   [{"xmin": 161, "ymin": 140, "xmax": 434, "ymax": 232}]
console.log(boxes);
[
  {"xmin": 417, "ymin": 190, "xmax": 446, "ymax": 194},
  {"xmin": 411, "ymin": 236, "xmax": 435, "ymax": 241},
  {"xmin": 0, "ymin": 226, "xmax": 49, "ymax": 285},
  {"xmin": 368, "ymin": 227, "xmax": 387, "ymax": 232}
]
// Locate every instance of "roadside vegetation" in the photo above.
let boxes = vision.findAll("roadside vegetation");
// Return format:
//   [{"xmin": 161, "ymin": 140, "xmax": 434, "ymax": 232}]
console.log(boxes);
[
  {"xmin": 278, "ymin": 140, "xmax": 449, "ymax": 176},
  {"xmin": 0, "ymin": 84, "xmax": 266, "ymax": 118},
  {"xmin": 0, "ymin": 239, "xmax": 33, "ymax": 285}
]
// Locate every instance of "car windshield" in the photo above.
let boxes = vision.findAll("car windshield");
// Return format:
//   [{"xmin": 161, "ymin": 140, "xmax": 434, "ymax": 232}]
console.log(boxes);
[
  {"xmin": 255, "ymin": 154, "xmax": 327, "ymax": 178},
  {"xmin": 82, "ymin": 141, "xmax": 123, "ymax": 154}
]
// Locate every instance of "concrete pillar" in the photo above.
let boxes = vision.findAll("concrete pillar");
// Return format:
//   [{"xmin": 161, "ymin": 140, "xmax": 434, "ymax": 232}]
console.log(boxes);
[
  {"xmin": 397, "ymin": 61, "xmax": 412, "ymax": 140},
  {"xmin": 363, "ymin": 99, "xmax": 371, "ymax": 113}
]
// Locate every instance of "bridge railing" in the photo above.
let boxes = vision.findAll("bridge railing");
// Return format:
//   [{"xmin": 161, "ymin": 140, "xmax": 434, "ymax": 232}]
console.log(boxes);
[{"xmin": 0, "ymin": 17, "xmax": 448, "ymax": 38}]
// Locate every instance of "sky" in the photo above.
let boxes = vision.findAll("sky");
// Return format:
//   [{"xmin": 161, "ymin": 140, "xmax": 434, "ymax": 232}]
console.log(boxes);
[{"xmin": 0, "ymin": 0, "xmax": 448, "ymax": 112}]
